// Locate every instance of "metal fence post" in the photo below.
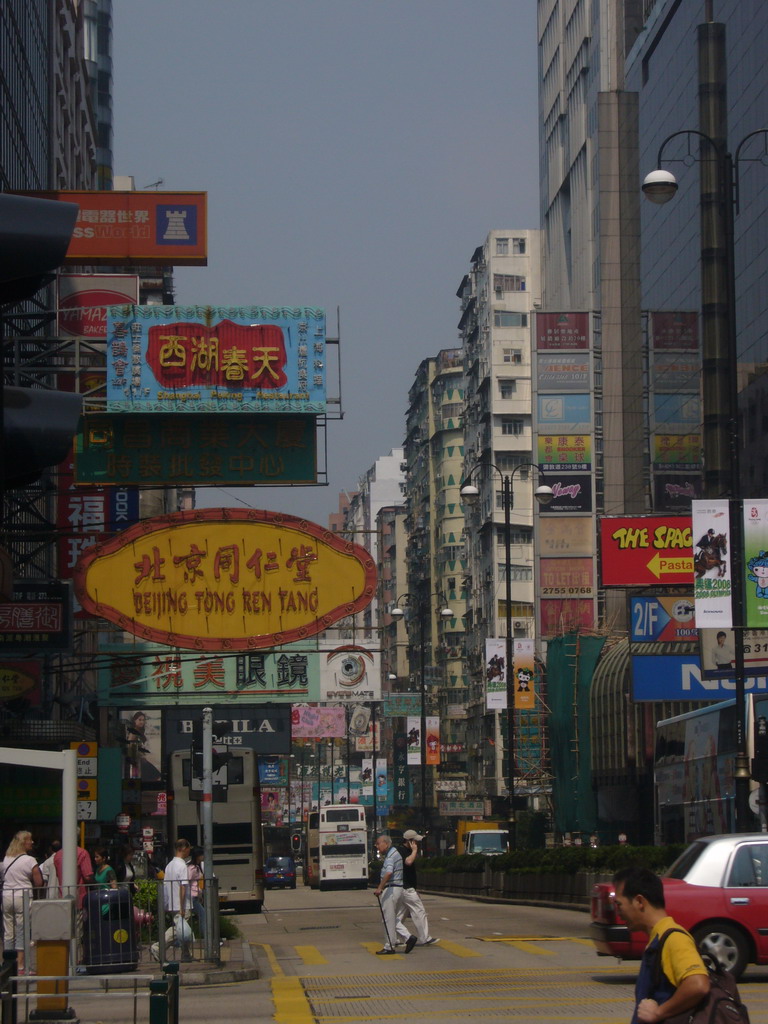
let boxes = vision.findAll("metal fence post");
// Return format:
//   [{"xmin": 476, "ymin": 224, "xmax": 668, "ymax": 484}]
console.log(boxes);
[
  {"xmin": 1, "ymin": 951, "xmax": 18, "ymax": 1024},
  {"xmin": 204, "ymin": 876, "xmax": 220, "ymax": 963},
  {"xmin": 157, "ymin": 879, "xmax": 166, "ymax": 962}
]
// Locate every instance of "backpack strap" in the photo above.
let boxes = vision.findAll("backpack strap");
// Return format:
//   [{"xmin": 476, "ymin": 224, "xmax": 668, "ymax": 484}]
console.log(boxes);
[{"xmin": 651, "ymin": 927, "xmax": 692, "ymax": 989}]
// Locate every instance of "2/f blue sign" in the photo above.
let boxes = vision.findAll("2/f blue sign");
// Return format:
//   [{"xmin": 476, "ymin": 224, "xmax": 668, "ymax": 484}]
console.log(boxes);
[{"xmin": 630, "ymin": 595, "xmax": 697, "ymax": 643}]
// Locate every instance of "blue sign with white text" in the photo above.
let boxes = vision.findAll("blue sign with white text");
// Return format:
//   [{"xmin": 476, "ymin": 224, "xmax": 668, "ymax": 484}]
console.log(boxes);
[{"xmin": 631, "ymin": 654, "xmax": 768, "ymax": 701}]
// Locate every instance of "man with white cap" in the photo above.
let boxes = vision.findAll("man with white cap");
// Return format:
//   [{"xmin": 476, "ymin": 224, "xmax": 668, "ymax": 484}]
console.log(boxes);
[{"xmin": 395, "ymin": 829, "xmax": 437, "ymax": 947}]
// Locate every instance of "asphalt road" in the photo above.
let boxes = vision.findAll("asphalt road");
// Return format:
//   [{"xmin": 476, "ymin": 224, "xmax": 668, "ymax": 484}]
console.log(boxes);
[{"xmin": 57, "ymin": 887, "xmax": 768, "ymax": 1024}]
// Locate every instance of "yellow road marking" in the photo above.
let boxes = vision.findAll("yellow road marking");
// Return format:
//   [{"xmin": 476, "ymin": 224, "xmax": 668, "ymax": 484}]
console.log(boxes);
[
  {"xmin": 480, "ymin": 936, "xmax": 579, "ymax": 942},
  {"xmin": 503, "ymin": 940, "xmax": 556, "ymax": 956},
  {"xmin": 250, "ymin": 942, "xmax": 284, "ymax": 977},
  {"xmin": 433, "ymin": 939, "xmax": 482, "ymax": 958},
  {"xmin": 272, "ymin": 975, "xmax": 314, "ymax": 1024},
  {"xmin": 295, "ymin": 945, "xmax": 328, "ymax": 965},
  {"xmin": 361, "ymin": 941, "xmax": 404, "ymax": 957}
]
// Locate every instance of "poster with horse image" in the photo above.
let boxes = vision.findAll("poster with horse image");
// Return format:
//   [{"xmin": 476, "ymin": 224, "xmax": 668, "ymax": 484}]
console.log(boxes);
[
  {"xmin": 692, "ymin": 500, "xmax": 732, "ymax": 628},
  {"xmin": 485, "ymin": 638, "xmax": 507, "ymax": 710}
]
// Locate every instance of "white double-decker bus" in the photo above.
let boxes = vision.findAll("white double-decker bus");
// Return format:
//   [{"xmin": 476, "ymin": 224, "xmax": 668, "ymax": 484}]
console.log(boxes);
[
  {"xmin": 305, "ymin": 804, "xmax": 369, "ymax": 891},
  {"xmin": 168, "ymin": 748, "xmax": 265, "ymax": 911}
]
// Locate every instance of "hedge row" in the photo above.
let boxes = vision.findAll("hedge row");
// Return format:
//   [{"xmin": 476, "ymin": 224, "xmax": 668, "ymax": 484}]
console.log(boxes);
[{"xmin": 418, "ymin": 843, "xmax": 687, "ymax": 876}]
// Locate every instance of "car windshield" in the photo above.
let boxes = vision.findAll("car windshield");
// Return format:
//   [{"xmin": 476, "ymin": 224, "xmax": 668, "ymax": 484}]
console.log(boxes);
[
  {"xmin": 266, "ymin": 857, "xmax": 293, "ymax": 870},
  {"xmin": 665, "ymin": 841, "xmax": 706, "ymax": 879}
]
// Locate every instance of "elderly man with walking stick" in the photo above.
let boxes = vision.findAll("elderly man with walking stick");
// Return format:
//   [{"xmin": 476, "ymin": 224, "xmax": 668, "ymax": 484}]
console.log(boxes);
[{"xmin": 373, "ymin": 835, "xmax": 416, "ymax": 956}]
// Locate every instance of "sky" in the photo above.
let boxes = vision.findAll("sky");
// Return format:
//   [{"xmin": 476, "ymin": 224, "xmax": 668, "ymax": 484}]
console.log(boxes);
[{"xmin": 112, "ymin": 0, "xmax": 540, "ymax": 526}]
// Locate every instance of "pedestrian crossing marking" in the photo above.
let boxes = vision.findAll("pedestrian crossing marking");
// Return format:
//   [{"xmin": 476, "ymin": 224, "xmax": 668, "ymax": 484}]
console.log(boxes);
[
  {"xmin": 361, "ymin": 941, "xmax": 404, "ymax": 957},
  {"xmin": 503, "ymin": 940, "xmax": 556, "ymax": 956},
  {"xmin": 480, "ymin": 936, "xmax": 593, "ymax": 949},
  {"xmin": 295, "ymin": 944, "xmax": 327, "ymax": 965},
  {"xmin": 434, "ymin": 939, "xmax": 482, "ymax": 958}
]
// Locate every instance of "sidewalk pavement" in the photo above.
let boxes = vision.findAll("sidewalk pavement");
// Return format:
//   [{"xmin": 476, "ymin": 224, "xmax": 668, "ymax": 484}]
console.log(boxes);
[
  {"xmin": 62, "ymin": 937, "xmax": 259, "ymax": 989},
  {"xmin": 143, "ymin": 935, "xmax": 259, "ymax": 985}
]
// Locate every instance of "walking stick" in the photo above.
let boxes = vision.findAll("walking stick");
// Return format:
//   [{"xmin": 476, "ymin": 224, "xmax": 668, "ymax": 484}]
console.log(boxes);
[{"xmin": 375, "ymin": 891, "xmax": 396, "ymax": 950}]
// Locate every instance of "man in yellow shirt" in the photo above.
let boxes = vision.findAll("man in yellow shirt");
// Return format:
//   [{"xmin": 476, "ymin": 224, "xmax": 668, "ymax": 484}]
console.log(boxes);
[{"xmin": 612, "ymin": 866, "xmax": 710, "ymax": 1024}]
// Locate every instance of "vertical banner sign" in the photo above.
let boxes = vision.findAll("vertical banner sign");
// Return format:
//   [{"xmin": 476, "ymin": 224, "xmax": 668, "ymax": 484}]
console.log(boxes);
[
  {"xmin": 406, "ymin": 716, "xmax": 421, "ymax": 765},
  {"xmin": 743, "ymin": 499, "xmax": 768, "ymax": 628},
  {"xmin": 692, "ymin": 500, "xmax": 732, "ymax": 627},
  {"xmin": 375, "ymin": 757, "xmax": 388, "ymax": 811},
  {"xmin": 393, "ymin": 732, "xmax": 409, "ymax": 807},
  {"xmin": 425, "ymin": 716, "xmax": 440, "ymax": 765},
  {"xmin": 361, "ymin": 758, "xmax": 373, "ymax": 797},
  {"xmin": 513, "ymin": 639, "xmax": 536, "ymax": 710},
  {"xmin": 485, "ymin": 637, "xmax": 507, "ymax": 710}
]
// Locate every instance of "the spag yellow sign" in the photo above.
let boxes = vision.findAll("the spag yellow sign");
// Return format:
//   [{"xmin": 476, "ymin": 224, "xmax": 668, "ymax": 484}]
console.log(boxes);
[{"xmin": 74, "ymin": 509, "xmax": 376, "ymax": 651}]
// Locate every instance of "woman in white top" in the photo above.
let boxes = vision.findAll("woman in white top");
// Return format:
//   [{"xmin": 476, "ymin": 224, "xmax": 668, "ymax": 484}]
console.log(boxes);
[{"xmin": 2, "ymin": 830, "xmax": 43, "ymax": 973}]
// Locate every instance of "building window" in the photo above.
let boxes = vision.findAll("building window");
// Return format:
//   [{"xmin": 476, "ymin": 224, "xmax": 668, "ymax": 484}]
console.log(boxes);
[
  {"xmin": 496, "ymin": 454, "xmax": 532, "ymax": 474},
  {"xmin": 499, "ymin": 563, "xmax": 533, "ymax": 582},
  {"xmin": 494, "ymin": 274, "xmax": 526, "ymax": 293},
  {"xmin": 502, "ymin": 348, "xmax": 523, "ymax": 363},
  {"xmin": 499, "ymin": 380, "xmax": 516, "ymax": 399},
  {"xmin": 501, "ymin": 417, "xmax": 524, "ymax": 435},
  {"xmin": 495, "ymin": 525, "xmax": 532, "ymax": 544},
  {"xmin": 494, "ymin": 311, "xmax": 528, "ymax": 328},
  {"xmin": 496, "ymin": 237, "xmax": 509, "ymax": 255},
  {"xmin": 512, "ymin": 237, "xmax": 526, "ymax": 254}
]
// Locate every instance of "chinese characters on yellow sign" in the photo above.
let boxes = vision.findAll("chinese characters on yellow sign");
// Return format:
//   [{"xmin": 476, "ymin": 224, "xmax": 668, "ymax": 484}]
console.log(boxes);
[{"xmin": 74, "ymin": 509, "xmax": 376, "ymax": 652}]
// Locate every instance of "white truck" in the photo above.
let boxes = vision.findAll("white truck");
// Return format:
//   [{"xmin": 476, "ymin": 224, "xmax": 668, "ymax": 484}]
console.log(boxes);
[{"xmin": 456, "ymin": 823, "xmax": 512, "ymax": 856}]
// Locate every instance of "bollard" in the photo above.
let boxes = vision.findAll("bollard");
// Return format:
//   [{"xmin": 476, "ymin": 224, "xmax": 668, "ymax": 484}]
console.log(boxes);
[
  {"xmin": 148, "ymin": 964, "xmax": 179, "ymax": 1024},
  {"xmin": 163, "ymin": 963, "xmax": 179, "ymax": 1024},
  {"xmin": 29, "ymin": 900, "xmax": 76, "ymax": 1022},
  {"xmin": 148, "ymin": 979, "xmax": 170, "ymax": 1024}
]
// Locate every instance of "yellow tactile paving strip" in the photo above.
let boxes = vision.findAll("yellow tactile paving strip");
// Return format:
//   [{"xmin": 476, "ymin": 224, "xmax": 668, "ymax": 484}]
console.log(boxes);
[{"xmin": 297, "ymin": 968, "xmax": 632, "ymax": 1021}]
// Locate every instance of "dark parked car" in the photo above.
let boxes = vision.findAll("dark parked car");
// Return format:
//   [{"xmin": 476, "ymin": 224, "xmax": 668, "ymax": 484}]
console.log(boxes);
[
  {"xmin": 590, "ymin": 833, "xmax": 768, "ymax": 978},
  {"xmin": 264, "ymin": 855, "xmax": 297, "ymax": 890}
]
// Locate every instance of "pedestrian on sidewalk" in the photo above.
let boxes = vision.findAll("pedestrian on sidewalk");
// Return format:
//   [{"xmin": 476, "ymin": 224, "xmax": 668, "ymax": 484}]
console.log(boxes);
[
  {"xmin": 152, "ymin": 838, "xmax": 192, "ymax": 962},
  {"xmin": 373, "ymin": 835, "xmax": 416, "ymax": 955},
  {"xmin": 395, "ymin": 830, "xmax": 437, "ymax": 947},
  {"xmin": 1, "ymin": 830, "xmax": 43, "ymax": 974}
]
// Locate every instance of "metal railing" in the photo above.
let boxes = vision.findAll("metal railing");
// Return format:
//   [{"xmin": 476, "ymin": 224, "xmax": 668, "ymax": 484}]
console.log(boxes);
[
  {"xmin": 0, "ymin": 950, "xmax": 179, "ymax": 1024},
  {"xmin": 2, "ymin": 877, "xmax": 221, "ymax": 975}
]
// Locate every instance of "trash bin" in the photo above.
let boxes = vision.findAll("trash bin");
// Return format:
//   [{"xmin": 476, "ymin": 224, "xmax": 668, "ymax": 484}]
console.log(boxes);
[{"xmin": 83, "ymin": 888, "xmax": 138, "ymax": 974}]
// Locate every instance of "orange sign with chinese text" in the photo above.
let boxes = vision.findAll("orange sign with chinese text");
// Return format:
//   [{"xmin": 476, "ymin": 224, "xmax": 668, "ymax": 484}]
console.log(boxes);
[
  {"xmin": 17, "ymin": 191, "xmax": 207, "ymax": 265},
  {"xmin": 74, "ymin": 509, "xmax": 376, "ymax": 651}
]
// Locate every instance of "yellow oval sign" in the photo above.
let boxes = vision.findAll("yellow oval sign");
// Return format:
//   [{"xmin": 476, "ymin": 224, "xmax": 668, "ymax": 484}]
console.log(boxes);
[
  {"xmin": 0, "ymin": 665, "xmax": 38, "ymax": 701},
  {"xmin": 74, "ymin": 509, "xmax": 376, "ymax": 651}
]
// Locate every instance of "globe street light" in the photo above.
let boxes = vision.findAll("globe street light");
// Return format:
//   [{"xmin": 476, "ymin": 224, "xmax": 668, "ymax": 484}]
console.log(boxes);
[
  {"xmin": 460, "ymin": 462, "xmax": 552, "ymax": 847},
  {"xmin": 391, "ymin": 592, "xmax": 453, "ymax": 831},
  {"xmin": 643, "ymin": 114, "xmax": 768, "ymax": 831}
]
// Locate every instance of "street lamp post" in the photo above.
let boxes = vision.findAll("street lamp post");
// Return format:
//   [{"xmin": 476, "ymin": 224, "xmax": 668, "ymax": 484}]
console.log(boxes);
[
  {"xmin": 460, "ymin": 462, "xmax": 552, "ymax": 847},
  {"xmin": 391, "ymin": 592, "xmax": 453, "ymax": 831},
  {"xmin": 643, "ymin": 121, "xmax": 768, "ymax": 833}
]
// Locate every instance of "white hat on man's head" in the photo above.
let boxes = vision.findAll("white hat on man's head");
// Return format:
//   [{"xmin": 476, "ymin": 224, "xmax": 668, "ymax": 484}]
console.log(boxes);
[{"xmin": 403, "ymin": 829, "xmax": 424, "ymax": 841}]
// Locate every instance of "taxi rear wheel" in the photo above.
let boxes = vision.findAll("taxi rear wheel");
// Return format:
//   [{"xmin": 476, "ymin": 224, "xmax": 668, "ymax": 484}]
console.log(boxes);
[{"xmin": 692, "ymin": 922, "xmax": 748, "ymax": 979}]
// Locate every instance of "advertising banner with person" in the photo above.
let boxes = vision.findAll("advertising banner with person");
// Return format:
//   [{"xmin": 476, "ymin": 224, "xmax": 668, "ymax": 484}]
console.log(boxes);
[
  {"xmin": 692, "ymin": 500, "xmax": 732, "ymax": 627},
  {"xmin": 485, "ymin": 637, "xmax": 506, "ymax": 710},
  {"xmin": 406, "ymin": 717, "xmax": 421, "ymax": 765}
]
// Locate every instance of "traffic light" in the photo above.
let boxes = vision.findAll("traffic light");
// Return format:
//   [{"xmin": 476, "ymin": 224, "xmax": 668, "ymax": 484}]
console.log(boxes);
[
  {"xmin": 2, "ymin": 385, "xmax": 83, "ymax": 486},
  {"xmin": 1, "ymin": 192, "xmax": 82, "ymax": 486},
  {"xmin": 291, "ymin": 831, "xmax": 303, "ymax": 853},
  {"xmin": 0, "ymin": 192, "xmax": 78, "ymax": 303}
]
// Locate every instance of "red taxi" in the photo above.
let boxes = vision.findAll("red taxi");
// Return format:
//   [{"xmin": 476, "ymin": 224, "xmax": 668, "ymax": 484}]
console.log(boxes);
[{"xmin": 590, "ymin": 834, "xmax": 768, "ymax": 978}]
